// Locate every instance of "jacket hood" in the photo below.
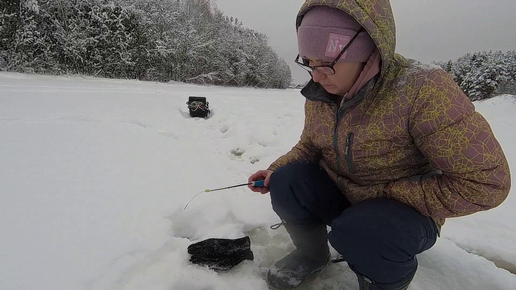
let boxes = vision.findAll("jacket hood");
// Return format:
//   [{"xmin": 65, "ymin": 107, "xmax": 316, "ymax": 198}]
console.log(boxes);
[{"xmin": 296, "ymin": 0, "xmax": 396, "ymax": 77}]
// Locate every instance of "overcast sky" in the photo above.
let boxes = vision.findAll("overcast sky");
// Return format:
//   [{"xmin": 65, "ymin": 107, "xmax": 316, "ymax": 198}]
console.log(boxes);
[{"xmin": 213, "ymin": 0, "xmax": 516, "ymax": 84}]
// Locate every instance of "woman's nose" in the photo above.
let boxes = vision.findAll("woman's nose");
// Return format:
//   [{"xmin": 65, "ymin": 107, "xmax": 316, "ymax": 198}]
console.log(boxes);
[{"xmin": 311, "ymin": 70, "xmax": 326, "ymax": 82}]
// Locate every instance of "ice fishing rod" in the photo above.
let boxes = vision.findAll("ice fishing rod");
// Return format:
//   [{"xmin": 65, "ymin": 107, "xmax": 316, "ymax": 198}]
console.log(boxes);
[{"xmin": 183, "ymin": 180, "xmax": 265, "ymax": 210}]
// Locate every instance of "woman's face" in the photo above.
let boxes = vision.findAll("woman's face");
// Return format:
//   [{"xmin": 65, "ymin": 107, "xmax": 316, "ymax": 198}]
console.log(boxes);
[{"xmin": 306, "ymin": 58, "xmax": 364, "ymax": 96}]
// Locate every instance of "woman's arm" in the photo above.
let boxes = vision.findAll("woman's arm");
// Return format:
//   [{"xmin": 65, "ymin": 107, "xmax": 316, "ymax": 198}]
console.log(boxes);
[{"xmin": 385, "ymin": 69, "xmax": 511, "ymax": 219}]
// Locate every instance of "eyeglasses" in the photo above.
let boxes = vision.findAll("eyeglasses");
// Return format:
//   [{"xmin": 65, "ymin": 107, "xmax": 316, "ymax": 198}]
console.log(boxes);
[{"xmin": 295, "ymin": 28, "xmax": 364, "ymax": 75}]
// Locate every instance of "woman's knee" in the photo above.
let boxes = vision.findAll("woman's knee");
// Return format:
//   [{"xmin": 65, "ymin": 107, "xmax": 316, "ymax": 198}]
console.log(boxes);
[
  {"xmin": 328, "ymin": 199, "xmax": 425, "ymax": 284},
  {"xmin": 268, "ymin": 161, "xmax": 324, "ymax": 223},
  {"xmin": 328, "ymin": 199, "xmax": 423, "ymax": 264},
  {"xmin": 269, "ymin": 161, "xmax": 319, "ymax": 195}
]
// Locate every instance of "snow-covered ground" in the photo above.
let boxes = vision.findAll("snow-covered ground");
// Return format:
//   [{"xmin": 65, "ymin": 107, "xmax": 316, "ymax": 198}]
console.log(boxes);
[{"xmin": 0, "ymin": 72, "xmax": 515, "ymax": 290}]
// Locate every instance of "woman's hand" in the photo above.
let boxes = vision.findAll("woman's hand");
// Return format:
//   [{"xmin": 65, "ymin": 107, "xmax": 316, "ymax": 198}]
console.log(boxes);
[{"xmin": 248, "ymin": 170, "xmax": 273, "ymax": 194}]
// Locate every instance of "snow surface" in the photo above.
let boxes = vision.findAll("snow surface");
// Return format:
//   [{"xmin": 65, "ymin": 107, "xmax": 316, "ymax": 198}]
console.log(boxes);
[{"xmin": 0, "ymin": 72, "xmax": 515, "ymax": 290}]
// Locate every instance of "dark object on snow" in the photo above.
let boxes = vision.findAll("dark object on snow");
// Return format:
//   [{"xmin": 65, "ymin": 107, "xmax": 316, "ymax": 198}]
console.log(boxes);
[
  {"xmin": 187, "ymin": 236, "xmax": 254, "ymax": 271},
  {"xmin": 186, "ymin": 96, "xmax": 210, "ymax": 118}
]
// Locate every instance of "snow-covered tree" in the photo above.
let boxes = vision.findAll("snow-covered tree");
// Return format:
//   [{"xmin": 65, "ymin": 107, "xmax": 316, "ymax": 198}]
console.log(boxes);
[
  {"xmin": 9, "ymin": 0, "xmax": 57, "ymax": 73},
  {"xmin": 494, "ymin": 50, "xmax": 516, "ymax": 96},
  {"xmin": 435, "ymin": 50, "xmax": 516, "ymax": 100},
  {"xmin": 0, "ymin": 0, "xmax": 21, "ymax": 69}
]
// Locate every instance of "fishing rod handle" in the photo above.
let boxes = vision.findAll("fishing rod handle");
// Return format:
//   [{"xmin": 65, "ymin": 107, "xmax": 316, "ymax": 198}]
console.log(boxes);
[{"xmin": 252, "ymin": 180, "xmax": 265, "ymax": 187}]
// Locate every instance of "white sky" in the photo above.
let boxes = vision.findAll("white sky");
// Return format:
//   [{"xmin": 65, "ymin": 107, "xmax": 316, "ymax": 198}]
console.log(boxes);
[
  {"xmin": 213, "ymin": 0, "xmax": 516, "ymax": 83},
  {"xmin": 1, "ymin": 72, "xmax": 515, "ymax": 289}
]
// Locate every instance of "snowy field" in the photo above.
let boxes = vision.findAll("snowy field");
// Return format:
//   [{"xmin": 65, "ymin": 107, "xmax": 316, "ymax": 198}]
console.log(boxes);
[{"xmin": 1, "ymin": 72, "xmax": 515, "ymax": 290}]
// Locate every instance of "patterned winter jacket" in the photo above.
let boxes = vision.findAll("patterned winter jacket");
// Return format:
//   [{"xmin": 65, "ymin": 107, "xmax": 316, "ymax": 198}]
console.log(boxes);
[{"xmin": 268, "ymin": 0, "xmax": 511, "ymax": 226}]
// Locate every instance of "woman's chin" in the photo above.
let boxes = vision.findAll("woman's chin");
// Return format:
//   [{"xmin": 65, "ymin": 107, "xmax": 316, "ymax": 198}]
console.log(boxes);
[{"xmin": 323, "ymin": 85, "xmax": 339, "ymax": 95}]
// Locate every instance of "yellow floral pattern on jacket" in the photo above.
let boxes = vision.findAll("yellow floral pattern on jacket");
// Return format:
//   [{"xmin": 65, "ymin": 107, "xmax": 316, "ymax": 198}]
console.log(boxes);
[{"xmin": 269, "ymin": 0, "xmax": 511, "ymax": 226}]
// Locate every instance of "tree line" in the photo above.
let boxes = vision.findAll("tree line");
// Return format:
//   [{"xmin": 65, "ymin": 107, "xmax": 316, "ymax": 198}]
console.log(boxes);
[
  {"xmin": 2, "ymin": 1, "xmax": 514, "ymax": 96},
  {"xmin": 435, "ymin": 50, "xmax": 516, "ymax": 100},
  {"xmin": 0, "ymin": 0, "xmax": 292, "ymax": 88}
]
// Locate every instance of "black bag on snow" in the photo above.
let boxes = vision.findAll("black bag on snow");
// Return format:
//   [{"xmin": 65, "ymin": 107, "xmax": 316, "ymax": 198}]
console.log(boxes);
[{"xmin": 186, "ymin": 96, "xmax": 210, "ymax": 118}]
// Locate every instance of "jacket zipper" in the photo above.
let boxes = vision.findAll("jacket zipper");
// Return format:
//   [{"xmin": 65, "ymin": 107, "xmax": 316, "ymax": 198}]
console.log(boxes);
[
  {"xmin": 329, "ymin": 79, "xmax": 379, "ymax": 176},
  {"xmin": 333, "ymin": 108, "xmax": 341, "ymax": 172},
  {"xmin": 345, "ymin": 133, "xmax": 355, "ymax": 174}
]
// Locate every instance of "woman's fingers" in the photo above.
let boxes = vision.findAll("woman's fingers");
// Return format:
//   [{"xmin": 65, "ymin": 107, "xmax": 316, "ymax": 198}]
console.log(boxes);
[{"xmin": 248, "ymin": 170, "xmax": 272, "ymax": 193}]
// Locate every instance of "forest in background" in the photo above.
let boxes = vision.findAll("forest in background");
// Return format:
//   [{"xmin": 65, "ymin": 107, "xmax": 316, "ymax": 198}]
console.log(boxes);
[
  {"xmin": 0, "ymin": 0, "xmax": 292, "ymax": 88},
  {"xmin": 435, "ymin": 50, "xmax": 516, "ymax": 100}
]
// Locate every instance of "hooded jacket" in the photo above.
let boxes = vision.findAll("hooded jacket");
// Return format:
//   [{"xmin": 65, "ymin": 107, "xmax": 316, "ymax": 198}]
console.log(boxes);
[{"xmin": 267, "ymin": 0, "xmax": 511, "ymax": 226}]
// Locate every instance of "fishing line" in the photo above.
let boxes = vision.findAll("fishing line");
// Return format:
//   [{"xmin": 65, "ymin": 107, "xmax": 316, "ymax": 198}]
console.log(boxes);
[{"xmin": 183, "ymin": 180, "xmax": 265, "ymax": 210}]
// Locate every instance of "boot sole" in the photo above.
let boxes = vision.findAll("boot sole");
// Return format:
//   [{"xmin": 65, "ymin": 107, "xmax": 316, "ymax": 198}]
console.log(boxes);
[{"xmin": 267, "ymin": 263, "xmax": 329, "ymax": 290}]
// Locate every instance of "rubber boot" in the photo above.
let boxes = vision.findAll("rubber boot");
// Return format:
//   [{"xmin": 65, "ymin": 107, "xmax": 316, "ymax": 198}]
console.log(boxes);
[{"xmin": 267, "ymin": 221, "xmax": 330, "ymax": 289}]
